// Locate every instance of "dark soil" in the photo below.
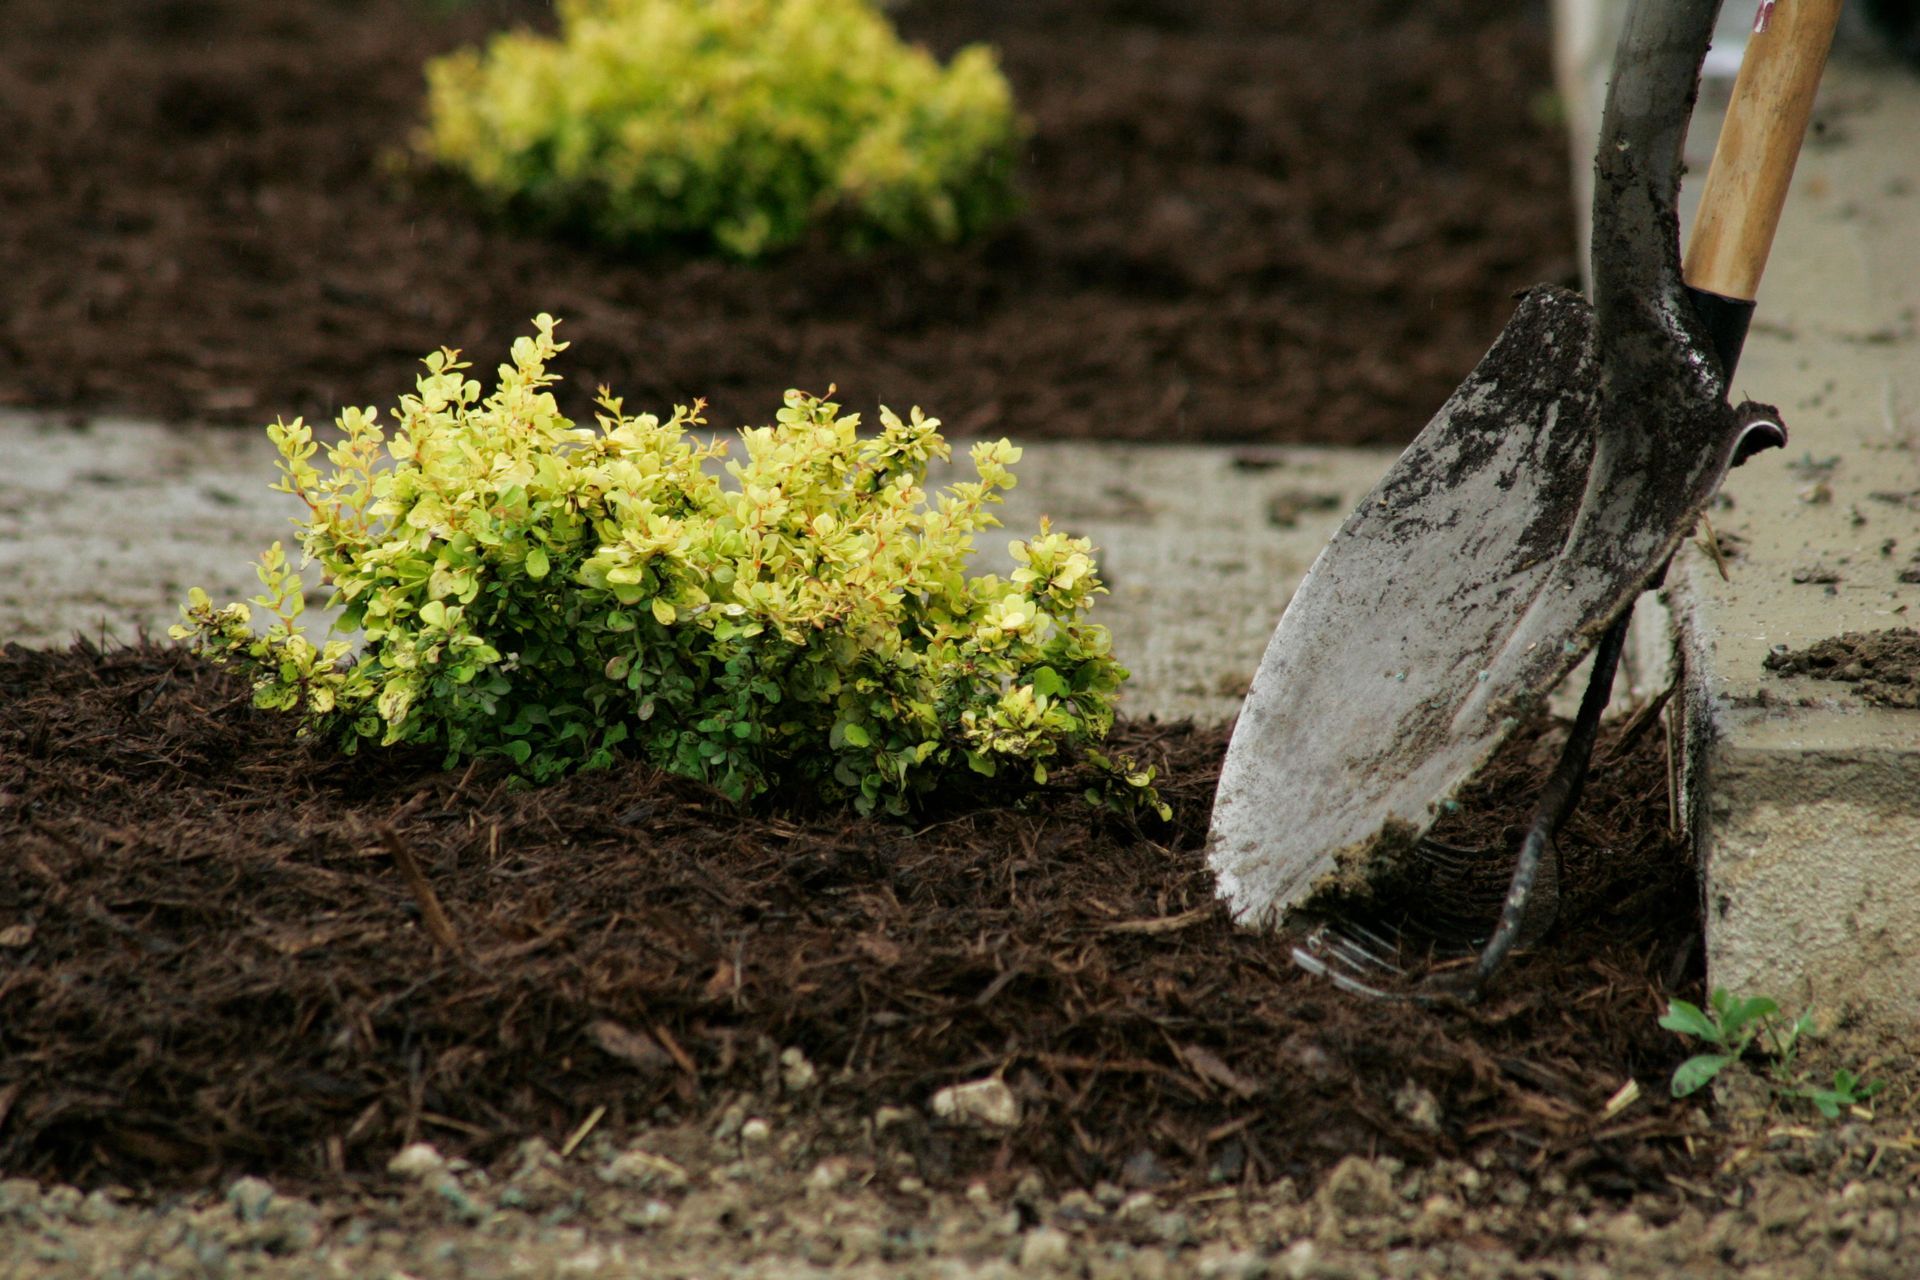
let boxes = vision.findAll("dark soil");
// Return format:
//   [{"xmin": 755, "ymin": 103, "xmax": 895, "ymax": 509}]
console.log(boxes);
[
  {"xmin": 1763, "ymin": 627, "xmax": 1920, "ymax": 708},
  {"xmin": 0, "ymin": 0, "xmax": 1575, "ymax": 444},
  {"xmin": 2, "ymin": 642, "xmax": 1709, "ymax": 1200}
]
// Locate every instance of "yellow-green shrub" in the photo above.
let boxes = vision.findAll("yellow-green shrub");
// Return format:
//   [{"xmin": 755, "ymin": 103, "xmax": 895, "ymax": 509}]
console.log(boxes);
[
  {"xmin": 418, "ymin": 0, "xmax": 1025, "ymax": 258},
  {"xmin": 173, "ymin": 317, "xmax": 1164, "ymax": 819}
]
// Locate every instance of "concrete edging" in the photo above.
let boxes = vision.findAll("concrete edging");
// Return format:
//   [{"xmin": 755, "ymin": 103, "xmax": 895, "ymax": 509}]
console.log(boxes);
[{"xmin": 1558, "ymin": 2, "xmax": 1920, "ymax": 1026}]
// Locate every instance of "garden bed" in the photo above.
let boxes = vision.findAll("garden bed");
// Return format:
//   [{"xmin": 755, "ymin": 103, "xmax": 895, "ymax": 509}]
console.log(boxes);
[
  {"xmin": 0, "ymin": 0, "xmax": 1573, "ymax": 444},
  {"xmin": 1, "ymin": 641, "xmax": 1707, "ymax": 1199}
]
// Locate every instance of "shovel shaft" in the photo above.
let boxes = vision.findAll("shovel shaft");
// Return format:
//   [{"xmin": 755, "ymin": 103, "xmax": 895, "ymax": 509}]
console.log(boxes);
[{"xmin": 1683, "ymin": 0, "xmax": 1846, "ymax": 303}]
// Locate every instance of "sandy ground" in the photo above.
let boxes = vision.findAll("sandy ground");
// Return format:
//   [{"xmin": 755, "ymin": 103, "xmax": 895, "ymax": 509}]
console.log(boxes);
[{"xmin": 3, "ymin": 1058, "xmax": 1916, "ymax": 1280}]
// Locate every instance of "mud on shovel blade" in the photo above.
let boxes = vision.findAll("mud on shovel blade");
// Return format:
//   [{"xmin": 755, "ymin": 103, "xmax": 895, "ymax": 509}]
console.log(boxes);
[{"xmin": 1207, "ymin": 0, "xmax": 1833, "ymax": 983}]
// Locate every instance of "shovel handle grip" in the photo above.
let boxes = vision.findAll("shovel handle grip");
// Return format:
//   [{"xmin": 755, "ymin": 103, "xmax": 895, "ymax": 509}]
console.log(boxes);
[{"xmin": 1682, "ymin": 0, "xmax": 1845, "ymax": 303}]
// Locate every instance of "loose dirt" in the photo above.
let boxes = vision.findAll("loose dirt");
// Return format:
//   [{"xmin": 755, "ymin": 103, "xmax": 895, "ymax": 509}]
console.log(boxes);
[{"xmin": 1763, "ymin": 627, "xmax": 1920, "ymax": 709}]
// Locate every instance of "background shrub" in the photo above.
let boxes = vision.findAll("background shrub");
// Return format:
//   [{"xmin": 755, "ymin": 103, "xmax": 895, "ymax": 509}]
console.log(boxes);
[
  {"xmin": 419, "ymin": 0, "xmax": 1026, "ymax": 258},
  {"xmin": 174, "ymin": 317, "xmax": 1163, "ymax": 819}
]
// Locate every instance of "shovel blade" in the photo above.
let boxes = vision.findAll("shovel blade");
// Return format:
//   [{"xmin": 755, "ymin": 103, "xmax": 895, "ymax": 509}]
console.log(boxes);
[
  {"xmin": 1209, "ymin": 286, "xmax": 1604, "ymax": 925},
  {"xmin": 1209, "ymin": 273, "xmax": 1767, "ymax": 930}
]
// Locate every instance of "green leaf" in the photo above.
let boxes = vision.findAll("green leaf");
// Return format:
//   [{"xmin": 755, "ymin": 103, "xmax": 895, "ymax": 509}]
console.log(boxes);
[
  {"xmin": 1658, "ymin": 1000, "xmax": 1721, "ymax": 1045},
  {"xmin": 1671, "ymin": 1053, "xmax": 1733, "ymax": 1097},
  {"xmin": 1030, "ymin": 666, "xmax": 1067, "ymax": 699},
  {"xmin": 841, "ymin": 722, "xmax": 870, "ymax": 748},
  {"xmin": 526, "ymin": 546, "xmax": 551, "ymax": 579},
  {"xmin": 1716, "ymin": 993, "xmax": 1779, "ymax": 1041}
]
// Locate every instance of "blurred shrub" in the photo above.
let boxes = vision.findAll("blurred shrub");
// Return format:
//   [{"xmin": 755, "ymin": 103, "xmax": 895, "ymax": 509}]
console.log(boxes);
[{"xmin": 419, "ymin": 0, "xmax": 1026, "ymax": 258}]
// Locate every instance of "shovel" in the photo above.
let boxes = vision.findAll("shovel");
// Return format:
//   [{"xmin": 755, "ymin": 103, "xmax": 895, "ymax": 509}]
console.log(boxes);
[{"xmin": 1207, "ymin": 0, "xmax": 1843, "ymax": 997}]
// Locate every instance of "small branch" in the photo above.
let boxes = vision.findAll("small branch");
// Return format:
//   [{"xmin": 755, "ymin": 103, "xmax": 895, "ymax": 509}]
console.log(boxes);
[{"xmin": 379, "ymin": 825, "xmax": 465, "ymax": 958}]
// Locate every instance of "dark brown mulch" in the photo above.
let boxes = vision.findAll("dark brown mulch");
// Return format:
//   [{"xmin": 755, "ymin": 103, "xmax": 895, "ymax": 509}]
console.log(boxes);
[
  {"xmin": 1, "ymin": 642, "xmax": 1707, "ymax": 1198},
  {"xmin": 0, "ymin": 0, "xmax": 1574, "ymax": 445}
]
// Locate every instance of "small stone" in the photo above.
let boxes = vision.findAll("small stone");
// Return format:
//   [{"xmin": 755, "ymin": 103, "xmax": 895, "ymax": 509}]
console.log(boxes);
[
  {"xmin": 1019, "ymin": 1224, "xmax": 1076, "ymax": 1271},
  {"xmin": 38, "ymin": 1185, "xmax": 81, "ymax": 1219},
  {"xmin": 1390, "ymin": 1082, "xmax": 1442, "ymax": 1134},
  {"xmin": 779, "ymin": 1046, "xmax": 819, "ymax": 1093},
  {"xmin": 1411, "ymin": 1195, "xmax": 1460, "ymax": 1239},
  {"xmin": 1055, "ymin": 1188, "xmax": 1104, "ymax": 1222},
  {"xmin": 226, "ymin": 1176, "xmax": 276, "ymax": 1224},
  {"xmin": 874, "ymin": 1105, "xmax": 917, "ymax": 1131},
  {"xmin": 619, "ymin": 1199, "xmax": 675, "ymax": 1229},
  {"xmin": 739, "ymin": 1117, "xmax": 773, "ymax": 1149},
  {"xmin": 387, "ymin": 1142, "xmax": 448, "ymax": 1180},
  {"xmin": 1197, "ymin": 1246, "xmax": 1269, "ymax": 1279},
  {"xmin": 0, "ymin": 1178, "xmax": 42, "ymax": 1213},
  {"xmin": 806, "ymin": 1159, "xmax": 850, "ymax": 1193},
  {"xmin": 598, "ymin": 1146, "xmax": 691, "ymax": 1191},
  {"xmin": 931, "ymin": 1077, "xmax": 1022, "ymax": 1130},
  {"xmin": 1278, "ymin": 1239, "xmax": 1319, "ymax": 1280},
  {"xmin": 76, "ymin": 1188, "xmax": 123, "ymax": 1225},
  {"xmin": 966, "ymin": 1180, "xmax": 996, "ymax": 1207},
  {"xmin": 430, "ymin": 1171, "xmax": 487, "ymax": 1223},
  {"xmin": 1317, "ymin": 1155, "xmax": 1396, "ymax": 1223},
  {"xmin": 711, "ymin": 1101, "xmax": 747, "ymax": 1144}
]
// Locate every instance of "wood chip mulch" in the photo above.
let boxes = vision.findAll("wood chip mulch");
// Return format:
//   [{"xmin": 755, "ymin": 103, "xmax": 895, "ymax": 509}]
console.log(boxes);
[{"xmin": 1, "ymin": 641, "xmax": 1709, "ymax": 1199}]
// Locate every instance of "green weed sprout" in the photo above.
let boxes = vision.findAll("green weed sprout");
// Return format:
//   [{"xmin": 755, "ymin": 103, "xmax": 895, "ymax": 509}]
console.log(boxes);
[
  {"xmin": 419, "ymin": 0, "xmax": 1025, "ymax": 258},
  {"xmin": 1660, "ymin": 987, "xmax": 1884, "ymax": 1119},
  {"xmin": 173, "ymin": 316, "xmax": 1166, "ymax": 820}
]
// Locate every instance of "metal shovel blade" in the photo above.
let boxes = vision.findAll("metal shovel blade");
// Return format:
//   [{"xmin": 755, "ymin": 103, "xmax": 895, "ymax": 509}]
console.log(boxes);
[
  {"xmin": 1209, "ymin": 286, "xmax": 1600, "ymax": 924},
  {"xmin": 1207, "ymin": 0, "xmax": 1775, "ymax": 931}
]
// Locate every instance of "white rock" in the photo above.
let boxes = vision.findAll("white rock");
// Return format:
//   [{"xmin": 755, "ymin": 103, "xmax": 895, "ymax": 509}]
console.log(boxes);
[
  {"xmin": 779, "ymin": 1046, "xmax": 819, "ymax": 1092},
  {"xmin": 597, "ymin": 1147, "xmax": 690, "ymax": 1191},
  {"xmin": 387, "ymin": 1143, "xmax": 448, "ymax": 1180},
  {"xmin": 1018, "ymin": 1225, "xmax": 1075, "ymax": 1272},
  {"xmin": 930, "ymin": 1077, "xmax": 1021, "ymax": 1130}
]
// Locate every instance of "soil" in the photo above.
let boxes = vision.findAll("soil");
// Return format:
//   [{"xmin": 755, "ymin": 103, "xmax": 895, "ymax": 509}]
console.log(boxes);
[
  {"xmin": 0, "ymin": 641, "xmax": 1702, "ymax": 1197},
  {"xmin": 4, "ymin": 642, "xmax": 1917, "ymax": 1278},
  {"xmin": 1763, "ymin": 628, "xmax": 1920, "ymax": 709},
  {"xmin": 0, "ymin": 0, "xmax": 1575, "ymax": 445}
]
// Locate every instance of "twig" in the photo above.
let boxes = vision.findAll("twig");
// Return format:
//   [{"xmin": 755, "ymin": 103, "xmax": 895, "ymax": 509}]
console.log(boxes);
[
  {"xmin": 379, "ymin": 825, "xmax": 464, "ymax": 957},
  {"xmin": 559, "ymin": 1105, "xmax": 607, "ymax": 1158},
  {"xmin": 1098, "ymin": 904, "xmax": 1214, "ymax": 935},
  {"xmin": 1696, "ymin": 513, "xmax": 1732, "ymax": 581}
]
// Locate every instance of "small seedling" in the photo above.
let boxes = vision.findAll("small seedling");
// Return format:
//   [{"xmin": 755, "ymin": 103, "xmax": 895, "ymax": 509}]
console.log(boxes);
[
  {"xmin": 1659, "ymin": 987, "xmax": 1883, "ymax": 1119},
  {"xmin": 1659, "ymin": 988, "xmax": 1792, "ymax": 1097},
  {"xmin": 1790, "ymin": 1068, "xmax": 1885, "ymax": 1120}
]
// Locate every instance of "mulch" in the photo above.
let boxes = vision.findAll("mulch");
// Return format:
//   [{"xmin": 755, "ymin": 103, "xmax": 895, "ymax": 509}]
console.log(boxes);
[
  {"xmin": 0, "ymin": 0, "xmax": 1703, "ymax": 1207},
  {"xmin": 0, "ymin": 0, "xmax": 1574, "ymax": 445},
  {"xmin": 2, "ymin": 642, "xmax": 1709, "ymax": 1198}
]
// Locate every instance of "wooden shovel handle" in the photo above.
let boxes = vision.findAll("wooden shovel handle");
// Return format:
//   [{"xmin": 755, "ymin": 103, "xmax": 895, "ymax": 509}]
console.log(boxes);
[{"xmin": 1682, "ymin": 0, "xmax": 1845, "ymax": 302}]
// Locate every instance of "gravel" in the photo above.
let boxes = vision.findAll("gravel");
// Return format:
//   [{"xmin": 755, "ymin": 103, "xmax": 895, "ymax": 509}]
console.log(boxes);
[{"xmin": 4, "ymin": 1065, "xmax": 1916, "ymax": 1280}]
